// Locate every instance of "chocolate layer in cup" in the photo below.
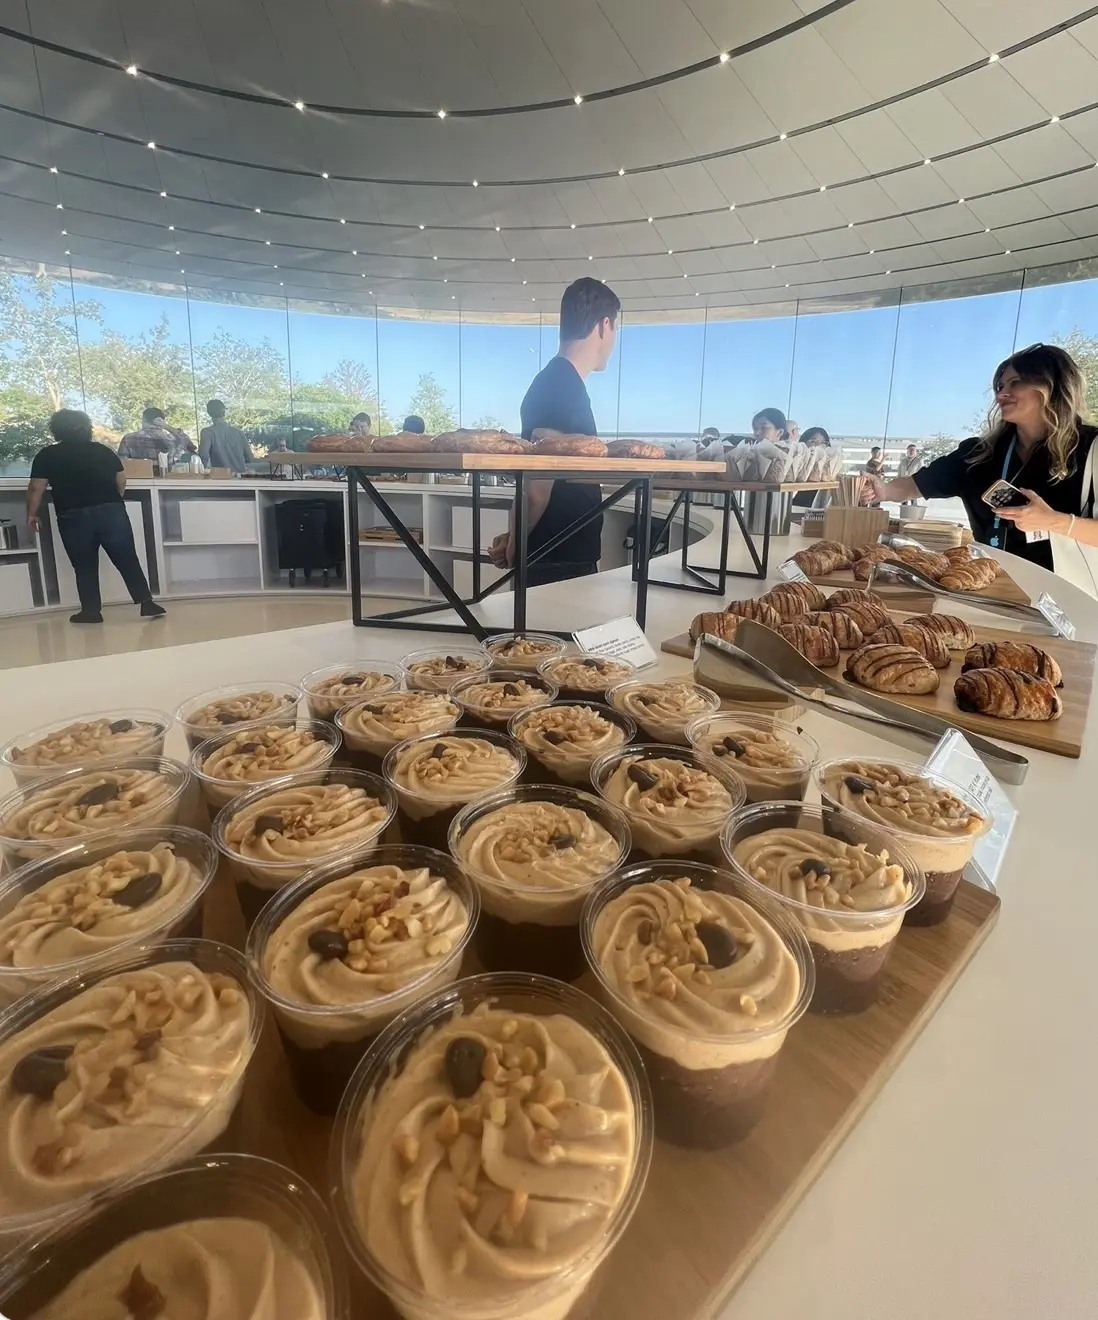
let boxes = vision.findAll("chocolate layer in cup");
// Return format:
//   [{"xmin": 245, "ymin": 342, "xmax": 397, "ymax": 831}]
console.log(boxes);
[
  {"xmin": 537, "ymin": 653, "xmax": 635, "ymax": 701},
  {"xmin": 448, "ymin": 785, "xmax": 629, "ymax": 980},
  {"xmin": 0, "ymin": 826, "xmax": 217, "ymax": 1007},
  {"xmin": 484, "ymin": 631, "xmax": 568, "ymax": 671},
  {"xmin": 583, "ymin": 860, "xmax": 812, "ymax": 1147},
  {"xmin": 0, "ymin": 759, "xmax": 191, "ymax": 868},
  {"xmin": 608, "ymin": 678, "xmax": 720, "ymax": 745},
  {"xmin": 213, "ymin": 768, "xmax": 396, "ymax": 929},
  {"xmin": 687, "ymin": 712, "xmax": 820, "ymax": 803},
  {"xmin": 816, "ymin": 759, "xmax": 991, "ymax": 925},
  {"xmin": 591, "ymin": 743, "xmax": 746, "ymax": 864},
  {"xmin": 0, "ymin": 939, "xmax": 261, "ymax": 1251},
  {"xmin": 1, "ymin": 709, "xmax": 171, "ymax": 788},
  {"xmin": 509, "ymin": 701, "xmax": 637, "ymax": 788},
  {"xmin": 450, "ymin": 669, "xmax": 558, "ymax": 732},
  {"xmin": 0, "ymin": 1153, "xmax": 350, "ymax": 1320},
  {"xmin": 175, "ymin": 682, "xmax": 303, "ymax": 752},
  {"xmin": 246, "ymin": 846, "xmax": 476, "ymax": 1115},
  {"xmin": 383, "ymin": 729, "xmax": 525, "ymax": 852},
  {"xmin": 331, "ymin": 972, "xmax": 652, "ymax": 1320},
  {"xmin": 190, "ymin": 720, "xmax": 340, "ymax": 812},
  {"xmin": 721, "ymin": 802, "xmax": 925, "ymax": 1013},
  {"xmin": 300, "ymin": 661, "xmax": 401, "ymax": 721},
  {"xmin": 400, "ymin": 645, "xmax": 491, "ymax": 693},
  {"xmin": 336, "ymin": 689, "xmax": 460, "ymax": 775}
]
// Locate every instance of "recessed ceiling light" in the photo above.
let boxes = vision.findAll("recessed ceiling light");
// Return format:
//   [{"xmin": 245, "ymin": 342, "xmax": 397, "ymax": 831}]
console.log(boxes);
[
  {"xmin": 266, "ymin": 240, "xmax": 271, "ymax": 246},
  {"xmin": 60, "ymin": 229, "xmax": 66, "ymax": 234},
  {"xmin": 574, "ymin": 94, "xmax": 583, "ymax": 105},
  {"xmin": 924, "ymin": 158, "xmax": 932, "ymax": 165},
  {"xmin": 294, "ymin": 100, "xmax": 305, "ymax": 111},
  {"xmin": 495, "ymin": 226, "xmax": 501, "ymax": 232},
  {"xmin": 752, "ymin": 238, "xmax": 758, "ymax": 244},
  {"xmin": 729, "ymin": 204, "xmax": 735, "ymax": 211},
  {"xmin": 668, "ymin": 249, "xmax": 673, "ymax": 254},
  {"xmin": 988, "ymin": 52, "xmax": 999, "ymax": 62},
  {"xmin": 49, "ymin": 166, "xmax": 57, "ymax": 174},
  {"xmin": 322, "ymin": 172, "xmax": 329, "ymax": 179},
  {"xmin": 771, "ymin": 264, "xmax": 776, "ymax": 269},
  {"xmin": 279, "ymin": 282, "xmax": 284, "ymax": 286},
  {"xmin": 1005, "ymin": 249, "xmax": 1011, "ymax": 255},
  {"xmin": 443, "ymin": 278, "xmax": 448, "ymax": 283},
  {"xmin": 351, "ymin": 249, "xmax": 357, "ymax": 255},
  {"xmin": 885, "ymin": 269, "xmax": 891, "ymax": 275},
  {"xmin": 175, "ymin": 250, "xmax": 180, "ymax": 255},
  {"xmin": 273, "ymin": 265, "xmax": 278, "ymax": 269},
  {"xmin": 64, "ymin": 249, "xmax": 69, "ymax": 255},
  {"xmin": 588, "ymin": 255, "xmax": 593, "ymax": 260},
  {"xmin": 570, "ymin": 223, "xmax": 576, "ymax": 229},
  {"xmin": 472, "ymin": 180, "xmax": 478, "ymax": 187},
  {"xmin": 255, "ymin": 208, "xmax": 261, "ymax": 213},
  {"xmin": 984, "ymin": 227, "xmax": 991, "ymax": 233},
  {"xmin": 419, "ymin": 224, "xmax": 425, "ymax": 230},
  {"xmin": 179, "ymin": 268, "xmax": 185, "ymax": 273},
  {"xmin": 452, "ymin": 295, "xmax": 456, "ymax": 299},
  {"xmin": 522, "ymin": 279, "xmax": 527, "ymax": 284},
  {"xmin": 958, "ymin": 197, "xmax": 965, "ymax": 204},
  {"xmin": 719, "ymin": 52, "xmax": 730, "ymax": 63},
  {"xmin": 159, "ymin": 190, "xmax": 167, "ymax": 197},
  {"xmin": 1050, "ymin": 115, "xmax": 1060, "ymax": 123},
  {"xmin": 779, "ymin": 132, "xmax": 787, "ymax": 140},
  {"xmin": 695, "ymin": 291, "xmax": 699, "ymax": 296},
  {"xmin": 848, "ymin": 221, "xmax": 854, "ymax": 227},
  {"xmin": 125, "ymin": 64, "xmax": 138, "ymax": 76},
  {"xmin": 56, "ymin": 203, "xmax": 63, "ymax": 209},
  {"xmin": 437, "ymin": 109, "xmax": 447, "ymax": 119},
  {"xmin": 648, "ymin": 216, "xmax": 654, "ymax": 223},
  {"xmin": 168, "ymin": 225, "xmax": 174, "ymax": 231},
  {"xmin": 433, "ymin": 255, "xmax": 438, "ymax": 260},
  {"xmin": 511, "ymin": 257, "xmax": 516, "ymax": 262},
  {"xmin": 819, "ymin": 184, "xmax": 827, "ymax": 192},
  {"xmin": 618, "ymin": 168, "xmax": 625, "ymax": 176},
  {"xmin": 146, "ymin": 141, "xmax": 156, "ymax": 149}
]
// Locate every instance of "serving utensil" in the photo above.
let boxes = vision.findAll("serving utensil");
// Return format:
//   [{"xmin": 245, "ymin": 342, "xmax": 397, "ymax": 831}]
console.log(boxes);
[{"xmin": 867, "ymin": 560, "xmax": 1056, "ymax": 634}]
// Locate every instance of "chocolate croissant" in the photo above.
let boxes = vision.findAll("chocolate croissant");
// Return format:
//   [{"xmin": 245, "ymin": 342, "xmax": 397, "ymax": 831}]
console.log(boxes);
[
  {"xmin": 954, "ymin": 668, "xmax": 1063, "ymax": 721},
  {"xmin": 690, "ymin": 612, "xmax": 740, "ymax": 643},
  {"xmin": 778, "ymin": 623, "xmax": 840, "ymax": 668},
  {"xmin": 939, "ymin": 559, "xmax": 999, "ymax": 592},
  {"xmin": 903, "ymin": 613, "xmax": 975, "ymax": 651},
  {"xmin": 722, "ymin": 598, "xmax": 783, "ymax": 629},
  {"xmin": 852, "ymin": 554, "xmax": 894, "ymax": 581},
  {"xmin": 812, "ymin": 540, "xmax": 854, "ymax": 568},
  {"xmin": 844, "ymin": 643, "xmax": 940, "ymax": 695},
  {"xmin": 829, "ymin": 600, "xmax": 893, "ymax": 636},
  {"xmin": 762, "ymin": 581, "xmax": 828, "ymax": 620},
  {"xmin": 797, "ymin": 610, "xmax": 865, "ymax": 649},
  {"xmin": 827, "ymin": 587, "xmax": 887, "ymax": 609},
  {"xmin": 962, "ymin": 642, "xmax": 1063, "ymax": 687},
  {"xmin": 790, "ymin": 549, "xmax": 840, "ymax": 577},
  {"xmin": 865, "ymin": 623, "xmax": 950, "ymax": 669}
]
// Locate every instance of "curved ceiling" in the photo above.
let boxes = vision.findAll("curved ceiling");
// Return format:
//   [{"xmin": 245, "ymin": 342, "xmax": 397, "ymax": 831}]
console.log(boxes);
[{"xmin": 2, "ymin": 0, "xmax": 1098, "ymax": 315}]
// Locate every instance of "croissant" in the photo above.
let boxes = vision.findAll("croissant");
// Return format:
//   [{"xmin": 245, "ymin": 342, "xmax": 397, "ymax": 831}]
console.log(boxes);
[
  {"xmin": 812, "ymin": 540, "xmax": 854, "ymax": 568},
  {"xmin": 954, "ymin": 668, "xmax": 1063, "ymax": 721},
  {"xmin": 892, "ymin": 546, "xmax": 951, "ymax": 578},
  {"xmin": 829, "ymin": 600, "xmax": 892, "ymax": 636},
  {"xmin": 690, "ymin": 612, "xmax": 739, "ymax": 643},
  {"xmin": 903, "ymin": 613, "xmax": 975, "ymax": 651},
  {"xmin": 790, "ymin": 549, "xmax": 839, "ymax": 577},
  {"xmin": 778, "ymin": 623, "xmax": 840, "ymax": 668},
  {"xmin": 943, "ymin": 545, "xmax": 975, "ymax": 563},
  {"xmin": 852, "ymin": 556, "xmax": 891, "ymax": 581},
  {"xmin": 852, "ymin": 543, "xmax": 890, "ymax": 561},
  {"xmin": 865, "ymin": 623, "xmax": 950, "ymax": 669},
  {"xmin": 762, "ymin": 581, "xmax": 828, "ymax": 619},
  {"xmin": 827, "ymin": 587, "xmax": 887, "ymax": 608},
  {"xmin": 797, "ymin": 610, "xmax": 865, "ymax": 649},
  {"xmin": 722, "ymin": 598, "xmax": 783, "ymax": 629},
  {"xmin": 962, "ymin": 642, "xmax": 1063, "ymax": 687},
  {"xmin": 844, "ymin": 643, "xmax": 940, "ymax": 695},
  {"xmin": 939, "ymin": 559, "xmax": 998, "ymax": 592}
]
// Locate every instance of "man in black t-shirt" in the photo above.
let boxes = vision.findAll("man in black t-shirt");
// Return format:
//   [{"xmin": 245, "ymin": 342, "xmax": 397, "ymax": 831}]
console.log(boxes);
[
  {"xmin": 27, "ymin": 410, "xmax": 165, "ymax": 623},
  {"xmin": 489, "ymin": 278, "xmax": 620, "ymax": 586}
]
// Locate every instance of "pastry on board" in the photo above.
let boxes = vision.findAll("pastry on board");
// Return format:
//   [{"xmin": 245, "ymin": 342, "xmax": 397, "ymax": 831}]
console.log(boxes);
[
  {"xmin": 722, "ymin": 599, "xmax": 784, "ymax": 628},
  {"xmin": 962, "ymin": 642, "xmax": 1063, "ymax": 687},
  {"xmin": 903, "ymin": 614, "xmax": 976, "ymax": 651},
  {"xmin": 762, "ymin": 580, "xmax": 828, "ymax": 620},
  {"xmin": 954, "ymin": 668, "xmax": 1063, "ymax": 721},
  {"xmin": 531, "ymin": 430, "xmax": 608, "ymax": 458},
  {"xmin": 796, "ymin": 609, "xmax": 865, "ymax": 650},
  {"xmin": 777, "ymin": 623, "xmax": 840, "ymax": 668},
  {"xmin": 844, "ymin": 643, "xmax": 940, "ymax": 695},
  {"xmin": 864, "ymin": 622, "xmax": 950, "ymax": 669},
  {"xmin": 432, "ymin": 429, "xmax": 525, "ymax": 454}
]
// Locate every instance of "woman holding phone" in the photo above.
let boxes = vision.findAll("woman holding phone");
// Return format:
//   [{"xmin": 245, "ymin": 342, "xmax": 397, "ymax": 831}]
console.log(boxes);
[{"xmin": 861, "ymin": 343, "xmax": 1096, "ymax": 569}]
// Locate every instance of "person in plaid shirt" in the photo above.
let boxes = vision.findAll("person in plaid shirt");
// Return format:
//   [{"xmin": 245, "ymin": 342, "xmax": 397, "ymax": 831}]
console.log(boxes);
[{"xmin": 118, "ymin": 407, "xmax": 191, "ymax": 462}]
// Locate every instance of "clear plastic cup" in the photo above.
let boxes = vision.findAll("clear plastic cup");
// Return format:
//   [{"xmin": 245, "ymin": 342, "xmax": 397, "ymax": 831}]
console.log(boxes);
[
  {"xmin": 483, "ymin": 631, "xmax": 569, "ymax": 671},
  {"xmin": 582, "ymin": 859, "xmax": 814, "ymax": 1148},
  {"xmin": 0, "ymin": 758, "xmax": 191, "ymax": 869},
  {"xmin": 383, "ymin": 728, "xmax": 526, "ymax": 852},
  {"xmin": 0, "ymin": 1153, "xmax": 350, "ymax": 1319},
  {"xmin": 0, "ymin": 937, "xmax": 263, "ymax": 1252},
  {"xmin": 175, "ymin": 681, "xmax": 303, "ymax": 751},
  {"xmin": 686, "ymin": 711, "xmax": 820, "ymax": 803},
  {"xmin": 450, "ymin": 668, "xmax": 558, "ymax": 732},
  {"xmin": 336, "ymin": 689, "xmax": 461, "ymax": 776},
  {"xmin": 607, "ymin": 678, "xmax": 720, "ymax": 745},
  {"xmin": 537, "ymin": 652, "xmax": 636, "ymax": 701},
  {"xmin": 720, "ymin": 801, "xmax": 926, "ymax": 1013},
  {"xmin": 300, "ymin": 660, "xmax": 402, "ymax": 720},
  {"xmin": 400, "ymin": 645, "xmax": 491, "ymax": 693},
  {"xmin": 590, "ymin": 743, "xmax": 746, "ymax": 864},
  {"xmin": 448, "ymin": 783, "xmax": 629, "ymax": 980},
  {"xmin": 508, "ymin": 701, "xmax": 637, "ymax": 789},
  {"xmin": 331, "ymin": 972, "xmax": 653, "ymax": 1320},
  {"xmin": 0, "ymin": 709, "xmax": 173, "ymax": 787},
  {"xmin": 213, "ymin": 767, "xmax": 397, "ymax": 929},
  {"xmin": 190, "ymin": 718, "xmax": 341, "ymax": 811},
  {"xmin": 815, "ymin": 758, "xmax": 992, "ymax": 926},
  {"xmin": 246, "ymin": 844, "xmax": 478, "ymax": 1116},
  {"xmin": 0, "ymin": 825, "xmax": 218, "ymax": 1008}
]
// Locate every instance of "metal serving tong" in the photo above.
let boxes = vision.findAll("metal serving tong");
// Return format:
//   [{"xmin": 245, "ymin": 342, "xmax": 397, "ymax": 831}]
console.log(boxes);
[
  {"xmin": 867, "ymin": 559, "xmax": 1056, "ymax": 634},
  {"xmin": 693, "ymin": 620, "xmax": 1029, "ymax": 785}
]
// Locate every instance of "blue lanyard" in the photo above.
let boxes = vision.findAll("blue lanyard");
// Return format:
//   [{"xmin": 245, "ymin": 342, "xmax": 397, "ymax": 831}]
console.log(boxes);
[{"xmin": 988, "ymin": 434, "xmax": 1017, "ymax": 548}]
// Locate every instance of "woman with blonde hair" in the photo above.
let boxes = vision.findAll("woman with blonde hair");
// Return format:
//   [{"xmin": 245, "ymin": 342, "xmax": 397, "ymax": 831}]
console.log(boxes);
[{"xmin": 862, "ymin": 343, "xmax": 1096, "ymax": 570}]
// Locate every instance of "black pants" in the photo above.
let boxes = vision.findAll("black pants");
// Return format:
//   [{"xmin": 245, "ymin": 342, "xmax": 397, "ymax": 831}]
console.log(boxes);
[
  {"xmin": 525, "ymin": 560, "xmax": 598, "ymax": 587},
  {"xmin": 57, "ymin": 502, "xmax": 152, "ymax": 614}
]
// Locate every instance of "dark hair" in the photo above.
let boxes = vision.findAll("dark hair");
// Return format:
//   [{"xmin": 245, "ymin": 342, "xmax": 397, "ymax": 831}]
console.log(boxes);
[
  {"xmin": 870, "ymin": 446, "xmax": 881, "ymax": 455},
  {"xmin": 206, "ymin": 399, "xmax": 226, "ymax": 419},
  {"xmin": 559, "ymin": 278, "xmax": 620, "ymax": 342},
  {"xmin": 801, "ymin": 426, "xmax": 831, "ymax": 446},
  {"xmin": 142, "ymin": 406, "xmax": 165, "ymax": 425},
  {"xmin": 751, "ymin": 408, "xmax": 788, "ymax": 438},
  {"xmin": 402, "ymin": 415, "xmax": 425, "ymax": 434},
  {"xmin": 352, "ymin": 412, "xmax": 371, "ymax": 426},
  {"xmin": 48, "ymin": 409, "xmax": 93, "ymax": 443}
]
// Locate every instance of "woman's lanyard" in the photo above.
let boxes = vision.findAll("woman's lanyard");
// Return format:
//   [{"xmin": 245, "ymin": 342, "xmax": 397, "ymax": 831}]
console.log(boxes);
[{"xmin": 988, "ymin": 435, "xmax": 1018, "ymax": 549}]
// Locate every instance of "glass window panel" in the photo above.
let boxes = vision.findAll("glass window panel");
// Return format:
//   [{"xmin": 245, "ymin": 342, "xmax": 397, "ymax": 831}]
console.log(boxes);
[
  {"xmin": 1013, "ymin": 264, "xmax": 1098, "ymax": 421},
  {"xmin": 459, "ymin": 314, "xmax": 540, "ymax": 432},
  {"xmin": 700, "ymin": 305, "xmax": 797, "ymax": 438},
  {"xmin": 616, "ymin": 313, "xmax": 705, "ymax": 441},
  {"xmin": 535, "ymin": 313, "xmax": 621, "ymax": 437},
  {"xmin": 288, "ymin": 299, "xmax": 380, "ymax": 449},
  {"xmin": 377, "ymin": 309, "xmax": 460, "ymax": 435}
]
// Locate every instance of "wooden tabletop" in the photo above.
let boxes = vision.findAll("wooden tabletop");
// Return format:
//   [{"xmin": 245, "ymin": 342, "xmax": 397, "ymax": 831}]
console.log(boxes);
[
  {"xmin": 653, "ymin": 479, "xmax": 839, "ymax": 493},
  {"xmin": 269, "ymin": 452, "xmax": 727, "ymax": 476}
]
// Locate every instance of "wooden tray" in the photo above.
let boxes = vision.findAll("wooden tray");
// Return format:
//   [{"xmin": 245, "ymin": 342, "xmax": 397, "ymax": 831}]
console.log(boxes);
[
  {"xmin": 807, "ymin": 563, "xmax": 1032, "ymax": 607},
  {"xmin": 271, "ymin": 453, "xmax": 727, "ymax": 476},
  {"xmin": 662, "ymin": 621, "xmax": 1096, "ymax": 758}
]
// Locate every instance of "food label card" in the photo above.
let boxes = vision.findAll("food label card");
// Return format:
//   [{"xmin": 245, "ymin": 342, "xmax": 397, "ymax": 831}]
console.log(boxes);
[
  {"xmin": 573, "ymin": 616, "xmax": 658, "ymax": 670},
  {"xmin": 924, "ymin": 729, "xmax": 1017, "ymax": 891},
  {"xmin": 778, "ymin": 560, "xmax": 809, "ymax": 583}
]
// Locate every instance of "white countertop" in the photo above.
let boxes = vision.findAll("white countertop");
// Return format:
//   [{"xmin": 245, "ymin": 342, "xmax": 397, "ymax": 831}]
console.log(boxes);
[{"xmin": 0, "ymin": 522, "xmax": 1093, "ymax": 1319}]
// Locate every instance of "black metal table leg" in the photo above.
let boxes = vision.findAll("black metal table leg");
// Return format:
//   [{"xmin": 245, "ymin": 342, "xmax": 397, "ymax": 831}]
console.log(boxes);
[
  {"xmin": 512, "ymin": 472, "xmax": 527, "ymax": 631},
  {"xmin": 471, "ymin": 473, "xmax": 482, "ymax": 598},
  {"xmin": 635, "ymin": 478, "xmax": 653, "ymax": 630},
  {"xmin": 680, "ymin": 491, "xmax": 692, "ymax": 570},
  {"xmin": 760, "ymin": 490, "xmax": 773, "ymax": 577},
  {"xmin": 717, "ymin": 490, "xmax": 732, "ymax": 593},
  {"xmin": 347, "ymin": 469, "xmax": 363, "ymax": 626}
]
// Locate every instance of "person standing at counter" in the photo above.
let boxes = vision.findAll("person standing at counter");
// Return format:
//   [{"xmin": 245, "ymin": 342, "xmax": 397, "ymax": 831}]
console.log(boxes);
[
  {"xmin": 350, "ymin": 412, "xmax": 372, "ymax": 439},
  {"xmin": 862, "ymin": 343, "xmax": 1097, "ymax": 570},
  {"xmin": 199, "ymin": 400, "xmax": 253, "ymax": 474},
  {"xmin": 26, "ymin": 410, "xmax": 166, "ymax": 624},
  {"xmin": 489, "ymin": 277, "xmax": 620, "ymax": 585},
  {"xmin": 119, "ymin": 407, "xmax": 191, "ymax": 462},
  {"xmin": 897, "ymin": 443, "xmax": 923, "ymax": 479},
  {"xmin": 402, "ymin": 415, "xmax": 426, "ymax": 434}
]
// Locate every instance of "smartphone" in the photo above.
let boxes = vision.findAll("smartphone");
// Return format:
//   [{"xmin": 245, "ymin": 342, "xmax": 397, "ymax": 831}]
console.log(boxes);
[{"xmin": 982, "ymin": 479, "xmax": 1030, "ymax": 510}]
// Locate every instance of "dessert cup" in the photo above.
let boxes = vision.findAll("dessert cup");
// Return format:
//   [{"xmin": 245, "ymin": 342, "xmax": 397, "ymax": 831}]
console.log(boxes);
[
  {"xmin": 591, "ymin": 743, "xmax": 746, "ymax": 864},
  {"xmin": 0, "ymin": 758, "xmax": 191, "ymax": 868},
  {"xmin": 537, "ymin": 652, "xmax": 636, "ymax": 701},
  {"xmin": 483, "ymin": 631, "xmax": 569, "ymax": 671},
  {"xmin": 448, "ymin": 784, "xmax": 629, "ymax": 980},
  {"xmin": 336, "ymin": 689, "xmax": 461, "ymax": 775},
  {"xmin": 686, "ymin": 712, "xmax": 820, "ymax": 803},
  {"xmin": 400, "ymin": 645, "xmax": 491, "ymax": 693},
  {"xmin": 509, "ymin": 701, "xmax": 637, "ymax": 788},
  {"xmin": 213, "ymin": 767, "xmax": 396, "ymax": 929},
  {"xmin": 0, "ymin": 1153, "xmax": 350, "ymax": 1320},
  {"xmin": 300, "ymin": 660, "xmax": 402, "ymax": 720},
  {"xmin": 721, "ymin": 801, "xmax": 925, "ymax": 1013},
  {"xmin": 1, "ymin": 709, "xmax": 172, "ymax": 788},
  {"xmin": 816, "ymin": 758, "xmax": 991, "ymax": 925},
  {"xmin": 246, "ymin": 845, "xmax": 477, "ymax": 1115},
  {"xmin": 331, "ymin": 972, "xmax": 652, "ymax": 1320},
  {"xmin": 583, "ymin": 859, "xmax": 813, "ymax": 1147},
  {"xmin": 607, "ymin": 678, "xmax": 720, "ymax": 745},
  {"xmin": 190, "ymin": 719, "xmax": 341, "ymax": 811},
  {"xmin": 175, "ymin": 682, "xmax": 303, "ymax": 751},
  {"xmin": 0, "ymin": 825, "xmax": 217, "ymax": 1007},
  {"xmin": 0, "ymin": 937, "xmax": 262, "ymax": 1252},
  {"xmin": 383, "ymin": 728, "xmax": 526, "ymax": 853},
  {"xmin": 450, "ymin": 668, "xmax": 557, "ymax": 732}
]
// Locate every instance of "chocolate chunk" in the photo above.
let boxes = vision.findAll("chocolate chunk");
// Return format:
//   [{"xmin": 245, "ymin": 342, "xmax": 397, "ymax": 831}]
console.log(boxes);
[
  {"xmin": 722, "ymin": 736, "xmax": 746, "ymax": 756},
  {"xmin": 363, "ymin": 704, "xmax": 386, "ymax": 714},
  {"xmin": 119, "ymin": 1264, "xmax": 166, "ymax": 1320},
  {"xmin": 308, "ymin": 929, "xmax": 349, "ymax": 960},
  {"xmin": 394, "ymin": 881, "xmax": 411, "ymax": 899},
  {"xmin": 541, "ymin": 729, "xmax": 568, "ymax": 745},
  {"xmin": 253, "ymin": 813, "xmax": 283, "ymax": 835},
  {"xmin": 711, "ymin": 743, "xmax": 728, "ymax": 757},
  {"xmin": 12, "ymin": 1045, "xmax": 74, "ymax": 1100},
  {"xmin": 636, "ymin": 919, "xmax": 654, "ymax": 945},
  {"xmin": 215, "ymin": 711, "xmax": 242, "ymax": 724},
  {"xmin": 695, "ymin": 922, "xmax": 739, "ymax": 969},
  {"xmin": 108, "ymin": 718, "xmax": 135, "ymax": 734},
  {"xmin": 502, "ymin": 682, "xmax": 520, "ymax": 696},
  {"xmin": 798, "ymin": 857, "xmax": 832, "ymax": 879},
  {"xmin": 627, "ymin": 763, "xmax": 659, "ymax": 790},
  {"xmin": 431, "ymin": 742, "xmax": 449, "ymax": 758},
  {"xmin": 796, "ymin": 726, "xmax": 804, "ymax": 734},
  {"xmin": 581, "ymin": 657, "xmax": 603, "ymax": 669},
  {"xmin": 135, "ymin": 1030, "xmax": 161, "ymax": 1054},
  {"xmin": 113, "ymin": 872, "xmax": 162, "ymax": 908},
  {"xmin": 340, "ymin": 673, "xmax": 365, "ymax": 686},
  {"xmin": 444, "ymin": 1037, "xmax": 486, "ymax": 1099},
  {"xmin": 444, "ymin": 655, "xmax": 460, "ymax": 668},
  {"xmin": 77, "ymin": 781, "xmax": 119, "ymax": 807},
  {"xmin": 549, "ymin": 833, "xmax": 575, "ymax": 850},
  {"xmin": 843, "ymin": 774, "xmax": 875, "ymax": 794},
  {"xmin": 235, "ymin": 742, "xmax": 260, "ymax": 755}
]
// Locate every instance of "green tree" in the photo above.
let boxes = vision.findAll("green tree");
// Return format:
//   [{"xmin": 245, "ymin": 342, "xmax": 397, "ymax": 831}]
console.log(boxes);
[
  {"xmin": 192, "ymin": 333, "xmax": 289, "ymax": 430},
  {"xmin": 80, "ymin": 318, "xmax": 194, "ymax": 432},
  {"xmin": 470, "ymin": 413, "xmax": 505, "ymax": 430},
  {"xmin": 1056, "ymin": 329, "xmax": 1098, "ymax": 417},
  {"xmin": 404, "ymin": 372, "xmax": 457, "ymax": 433}
]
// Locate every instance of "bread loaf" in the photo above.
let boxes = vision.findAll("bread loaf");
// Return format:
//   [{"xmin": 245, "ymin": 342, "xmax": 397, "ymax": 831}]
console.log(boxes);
[
  {"xmin": 844, "ymin": 644, "xmax": 940, "ymax": 695},
  {"xmin": 306, "ymin": 433, "xmax": 371, "ymax": 453}
]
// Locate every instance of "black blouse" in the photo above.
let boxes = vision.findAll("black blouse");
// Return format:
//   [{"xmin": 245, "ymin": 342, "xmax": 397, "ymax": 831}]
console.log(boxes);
[{"xmin": 912, "ymin": 423, "xmax": 1097, "ymax": 570}]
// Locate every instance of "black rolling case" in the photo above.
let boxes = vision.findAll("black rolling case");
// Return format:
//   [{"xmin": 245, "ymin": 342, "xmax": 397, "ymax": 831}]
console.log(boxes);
[{"xmin": 274, "ymin": 499, "xmax": 344, "ymax": 587}]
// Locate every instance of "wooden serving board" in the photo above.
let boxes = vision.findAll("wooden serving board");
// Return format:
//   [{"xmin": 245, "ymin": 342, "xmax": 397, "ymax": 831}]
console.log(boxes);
[
  {"xmin": 662, "ymin": 621, "xmax": 1095, "ymax": 758},
  {"xmin": 270, "ymin": 453, "xmax": 727, "ymax": 476},
  {"xmin": 807, "ymin": 563, "xmax": 1032, "ymax": 607}
]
